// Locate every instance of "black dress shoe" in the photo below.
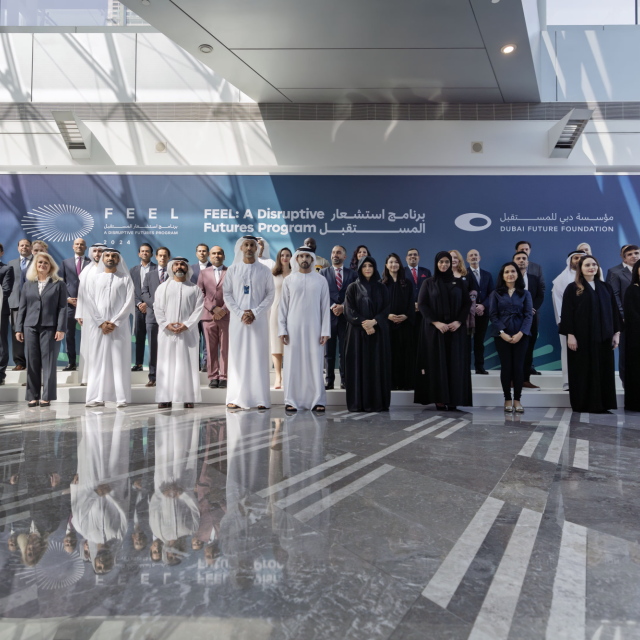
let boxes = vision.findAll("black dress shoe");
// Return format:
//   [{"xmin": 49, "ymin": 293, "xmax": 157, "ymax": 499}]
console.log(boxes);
[
  {"xmin": 200, "ymin": 365, "xmax": 208, "ymax": 373},
  {"xmin": 218, "ymin": 380, "xmax": 227, "ymax": 389},
  {"xmin": 531, "ymin": 368, "xmax": 541, "ymax": 376},
  {"xmin": 325, "ymin": 383, "xmax": 334, "ymax": 390},
  {"xmin": 209, "ymin": 379, "xmax": 219, "ymax": 388},
  {"xmin": 131, "ymin": 365, "xmax": 143, "ymax": 372},
  {"xmin": 0, "ymin": 378, "xmax": 4, "ymax": 386},
  {"xmin": 475, "ymin": 369, "xmax": 489, "ymax": 375},
  {"xmin": 62, "ymin": 365, "xmax": 76, "ymax": 372},
  {"xmin": 340, "ymin": 383, "xmax": 346, "ymax": 389}
]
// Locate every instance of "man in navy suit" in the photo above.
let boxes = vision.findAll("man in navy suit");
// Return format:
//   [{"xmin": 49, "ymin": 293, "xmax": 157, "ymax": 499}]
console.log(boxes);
[
  {"xmin": 130, "ymin": 243, "xmax": 157, "ymax": 374},
  {"xmin": 0, "ymin": 243, "xmax": 15, "ymax": 384},
  {"xmin": 607, "ymin": 244, "xmax": 640, "ymax": 384},
  {"xmin": 467, "ymin": 249, "xmax": 495, "ymax": 375},
  {"xmin": 191, "ymin": 243, "xmax": 212, "ymax": 372},
  {"xmin": 319, "ymin": 245, "xmax": 356, "ymax": 390},
  {"xmin": 141, "ymin": 246, "xmax": 171, "ymax": 387},
  {"xmin": 514, "ymin": 251, "xmax": 544, "ymax": 388},
  {"xmin": 405, "ymin": 248, "xmax": 432, "ymax": 350},
  {"xmin": 59, "ymin": 238, "xmax": 91, "ymax": 371}
]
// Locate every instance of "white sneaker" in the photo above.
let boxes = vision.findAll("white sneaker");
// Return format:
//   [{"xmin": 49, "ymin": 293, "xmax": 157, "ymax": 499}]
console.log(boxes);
[
  {"xmin": 116, "ymin": 402, "xmax": 128, "ymax": 408},
  {"xmin": 85, "ymin": 401, "xmax": 105, "ymax": 407}
]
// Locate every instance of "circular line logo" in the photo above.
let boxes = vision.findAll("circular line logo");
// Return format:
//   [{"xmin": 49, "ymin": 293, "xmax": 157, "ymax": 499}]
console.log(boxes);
[
  {"xmin": 455, "ymin": 213, "xmax": 492, "ymax": 232},
  {"xmin": 21, "ymin": 204, "xmax": 94, "ymax": 243}
]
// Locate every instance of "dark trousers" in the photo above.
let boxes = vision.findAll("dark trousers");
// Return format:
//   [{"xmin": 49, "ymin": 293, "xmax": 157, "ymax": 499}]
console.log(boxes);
[
  {"xmin": 25, "ymin": 326, "xmax": 60, "ymax": 401},
  {"xmin": 524, "ymin": 316, "xmax": 539, "ymax": 382},
  {"xmin": 619, "ymin": 332, "xmax": 626, "ymax": 384},
  {"xmin": 325, "ymin": 318, "xmax": 347, "ymax": 385},
  {"xmin": 198, "ymin": 321, "xmax": 207, "ymax": 367},
  {"xmin": 472, "ymin": 314, "xmax": 490, "ymax": 371},
  {"xmin": 146, "ymin": 322, "xmax": 158, "ymax": 381},
  {"xmin": 0, "ymin": 313, "xmax": 9, "ymax": 378},
  {"xmin": 134, "ymin": 308, "xmax": 148, "ymax": 366},
  {"xmin": 10, "ymin": 309, "xmax": 26, "ymax": 367},
  {"xmin": 494, "ymin": 335, "xmax": 530, "ymax": 401},
  {"xmin": 64, "ymin": 306, "xmax": 77, "ymax": 367}
]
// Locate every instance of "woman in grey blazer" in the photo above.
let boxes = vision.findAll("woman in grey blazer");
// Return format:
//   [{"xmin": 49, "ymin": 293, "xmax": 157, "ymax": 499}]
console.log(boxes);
[{"xmin": 15, "ymin": 253, "xmax": 67, "ymax": 407}]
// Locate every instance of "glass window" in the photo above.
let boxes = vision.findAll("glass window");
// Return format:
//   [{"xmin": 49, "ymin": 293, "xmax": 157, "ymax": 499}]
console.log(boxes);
[
  {"xmin": 547, "ymin": 0, "xmax": 636, "ymax": 25},
  {"xmin": 0, "ymin": 0, "xmax": 147, "ymax": 27}
]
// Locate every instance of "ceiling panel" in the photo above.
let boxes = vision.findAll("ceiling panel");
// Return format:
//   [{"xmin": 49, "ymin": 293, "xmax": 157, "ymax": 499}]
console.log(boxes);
[
  {"xmin": 279, "ymin": 87, "xmax": 505, "ymax": 104},
  {"xmin": 174, "ymin": 0, "xmax": 484, "ymax": 49},
  {"xmin": 237, "ymin": 49, "xmax": 498, "ymax": 90}
]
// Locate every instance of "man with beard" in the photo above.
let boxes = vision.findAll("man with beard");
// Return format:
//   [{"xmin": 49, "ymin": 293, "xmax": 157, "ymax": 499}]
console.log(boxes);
[
  {"xmin": 303, "ymin": 237, "xmax": 330, "ymax": 271},
  {"xmin": 84, "ymin": 250, "xmax": 134, "ymax": 407},
  {"xmin": 75, "ymin": 243, "xmax": 106, "ymax": 385},
  {"xmin": 278, "ymin": 247, "xmax": 331, "ymax": 411},
  {"xmin": 319, "ymin": 245, "xmax": 356, "ymax": 389},
  {"xmin": 223, "ymin": 236, "xmax": 275, "ymax": 409},
  {"xmin": 154, "ymin": 257, "xmax": 204, "ymax": 409}
]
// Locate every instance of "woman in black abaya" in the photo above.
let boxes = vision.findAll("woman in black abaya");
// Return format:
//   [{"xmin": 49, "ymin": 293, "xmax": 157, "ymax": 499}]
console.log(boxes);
[
  {"xmin": 414, "ymin": 251, "xmax": 472, "ymax": 411},
  {"xmin": 344, "ymin": 256, "xmax": 392, "ymax": 412},
  {"xmin": 559, "ymin": 255, "xmax": 621, "ymax": 413},
  {"xmin": 382, "ymin": 253, "xmax": 415, "ymax": 390},
  {"xmin": 624, "ymin": 261, "xmax": 640, "ymax": 411}
]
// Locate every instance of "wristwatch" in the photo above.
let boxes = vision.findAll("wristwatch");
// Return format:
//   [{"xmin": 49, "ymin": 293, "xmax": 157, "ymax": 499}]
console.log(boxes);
[{"xmin": 499, "ymin": 330, "xmax": 505, "ymax": 334}]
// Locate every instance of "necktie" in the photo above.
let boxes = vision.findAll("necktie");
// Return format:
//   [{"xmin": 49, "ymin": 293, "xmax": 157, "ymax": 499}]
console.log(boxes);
[
  {"xmin": 76, "ymin": 257, "xmax": 81, "ymax": 276},
  {"xmin": 160, "ymin": 269, "xmax": 165, "ymax": 283},
  {"xmin": 336, "ymin": 268, "xmax": 342, "ymax": 290},
  {"xmin": 412, "ymin": 267, "xmax": 417, "ymax": 284}
]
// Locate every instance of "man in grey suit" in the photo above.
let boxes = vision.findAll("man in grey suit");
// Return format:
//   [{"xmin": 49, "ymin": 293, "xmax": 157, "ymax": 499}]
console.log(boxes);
[
  {"xmin": 59, "ymin": 238, "xmax": 91, "ymax": 371},
  {"xmin": 140, "ymin": 246, "xmax": 171, "ymax": 387},
  {"xmin": 8, "ymin": 238, "xmax": 33, "ymax": 370},
  {"xmin": 0, "ymin": 243, "xmax": 16, "ymax": 384},
  {"xmin": 606, "ymin": 243, "xmax": 640, "ymax": 384},
  {"xmin": 130, "ymin": 243, "xmax": 157, "ymax": 374},
  {"xmin": 515, "ymin": 240, "xmax": 545, "ymax": 375}
]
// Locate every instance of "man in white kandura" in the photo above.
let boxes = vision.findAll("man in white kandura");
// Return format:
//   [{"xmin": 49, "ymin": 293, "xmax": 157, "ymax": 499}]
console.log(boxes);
[
  {"xmin": 154, "ymin": 257, "xmax": 204, "ymax": 409},
  {"xmin": 278, "ymin": 246, "xmax": 331, "ymax": 412},
  {"xmin": 76, "ymin": 243, "xmax": 106, "ymax": 386},
  {"xmin": 552, "ymin": 249, "xmax": 586, "ymax": 391},
  {"xmin": 223, "ymin": 235, "xmax": 275, "ymax": 410},
  {"xmin": 85, "ymin": 249, "xmax": 134, "ymax": 408}
]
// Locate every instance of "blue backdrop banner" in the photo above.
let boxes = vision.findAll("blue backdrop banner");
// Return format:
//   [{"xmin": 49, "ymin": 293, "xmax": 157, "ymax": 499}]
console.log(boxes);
[{"xmin": 2, "ymin": 174, "xmax": 638, "ymax": 370}]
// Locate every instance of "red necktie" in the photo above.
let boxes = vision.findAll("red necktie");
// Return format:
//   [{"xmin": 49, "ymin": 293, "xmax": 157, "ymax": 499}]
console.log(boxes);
[
  {"xmin": 412, "ymin": 268, "xmax": 418, "ymax": 284},
  {"xmin": 76, "ymin": 257, "xmax": 81, "ymax": 276},
  {"xmin": 336, "ymin": 268, "xmax": 342, "ymax": 290}
]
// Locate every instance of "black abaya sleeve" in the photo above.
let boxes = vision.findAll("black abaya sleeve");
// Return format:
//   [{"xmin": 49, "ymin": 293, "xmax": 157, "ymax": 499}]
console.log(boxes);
[
  {"xmin": 624, "ymin": 284, "xmax": 640, "ymax": 333},
  {"xmin": 374, "ymin": 283, "xmax": 391, "ymax": 327},
  {"xmin": 344, "ymin": 282, "xmax": 364, "ymax": 327},
  {"xmin": 607, "ymin": 282, "xmax": 622, "ymax": 333},
  {"xmin": 405, "ymin": 284, "xmax": 416, "ymax": 326},
  {"xmin": 417, "ymin": 279, "xmax": 437, "ymax": 324},
  {"xmin": 558, "ymin": 284, "xmax": 577, "ymax": 337},
  {"xmin": 455, "ymin": 279, "xmax": 472, "ymax": 324}
]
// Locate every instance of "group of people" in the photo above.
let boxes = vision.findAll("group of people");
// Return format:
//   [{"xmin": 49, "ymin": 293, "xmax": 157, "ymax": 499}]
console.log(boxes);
[{"xmin": 0, "ymin": 234, "xmax": 636, "ymax": 414}]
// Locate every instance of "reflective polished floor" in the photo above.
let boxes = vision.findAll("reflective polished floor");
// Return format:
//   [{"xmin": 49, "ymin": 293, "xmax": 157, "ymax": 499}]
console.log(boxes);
[{"xmin": 0, "ymin": 403, "xmax": 639, "ymax": 640}]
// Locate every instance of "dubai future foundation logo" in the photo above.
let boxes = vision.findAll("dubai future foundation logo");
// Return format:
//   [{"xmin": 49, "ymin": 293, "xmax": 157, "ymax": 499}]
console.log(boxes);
[
  {"xmin": 455, "ymin": 213, "xmax": 492, "ymax": 232},
  {"xmin": 21, "ymin": 204, "xmax": 94, "ymax": 243}
]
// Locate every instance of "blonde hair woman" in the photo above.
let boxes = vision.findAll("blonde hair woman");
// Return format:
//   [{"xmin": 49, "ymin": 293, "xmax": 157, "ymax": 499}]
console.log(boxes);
[
  {"xmin": 449, "ymin": 250, "xmax": 468, "ymax": 277},
  {"xmin": 15, "ymin": 253, "xmax": 68, "ymax": 407}
]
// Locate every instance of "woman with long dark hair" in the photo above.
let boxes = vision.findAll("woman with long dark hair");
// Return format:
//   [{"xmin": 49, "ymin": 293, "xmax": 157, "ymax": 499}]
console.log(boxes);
[
  {"xmin": 560, "ymin": 255, "xmax": 620, "ymax": 413},
  {"xmin": 349, "ymin": 245, "xmax": 370, "ymax": 271},
  {"xmin": 344, "ymin": 255, "xmax": 391, "ymax": 412},
  {"xmin": 270, "ymin": 247, "xmax": 292, "ymax": 389},
  {"xmin": 382, "ymin": 253, "xmax": 415, "ymax": 390},
  {"xmin": 488, "ymin": 262, "xmax": 533, "ymax": 413},
  {"xmin": 414, "ymin": 251, "xmax": 472, "ymax": 411},
  {"xmin": 624, "ymin": 261, "xmax": 640, "ymax": 410}
]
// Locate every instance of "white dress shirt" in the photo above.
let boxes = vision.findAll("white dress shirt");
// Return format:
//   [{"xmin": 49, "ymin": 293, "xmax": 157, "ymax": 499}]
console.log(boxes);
[
  {"xmin": 37, "ymin": 277, "xmax": 51, "ymax": 295},
  {"xmin": 523, "ymin": 271, "xmax": 529, "ymax": 290},
  {"xmin": 212, "ymin": 265, "xmax": 224, "ymax": 284},
  {"xmin": 139, "ymin": 262, "xmax": 151, "ymax": 289}
]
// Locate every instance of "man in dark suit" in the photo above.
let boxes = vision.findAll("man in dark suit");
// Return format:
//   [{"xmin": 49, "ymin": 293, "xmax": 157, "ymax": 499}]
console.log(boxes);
[
  {"xmin": 8, "ymin": 238, "xmax": 33, "ymax": 370},
  {"xmin": 191, "ymin": 243, "xmax": 211, "ymax": 373},
  {"xmin": 514, "ymin": 251, "xmax": 544, "ymax": 388},
  {"xmin": 405, "ymin": 248, "xmax": 432, "ymax": 354},
  {"xmin": 607, "ymin": 243, "xmax": 640, "ymax": 384},
  {"xmin": 466, "ymin": 249, "xmax": 495, "ymax": 375},
  {"xmin": 515, "ymin": 240, "xmax": 545, "ymax": 375},
  {"xmin": 141, "ymin": 246, "xmax": 171, "ymax": 387},
  {"xmin": 0, "ymin": 243, "xmax": 16, "ymax": 384},
  {"xmin": 130, "ymin": 243, "xmax": 157, "ymax": 374},
  {"xmin": 59, "ymin": 238, "xmax": 90, "ymax": 371},
  {"xmin": 319, "ymin": 245, "xmax": 356, "ymax": 390}
]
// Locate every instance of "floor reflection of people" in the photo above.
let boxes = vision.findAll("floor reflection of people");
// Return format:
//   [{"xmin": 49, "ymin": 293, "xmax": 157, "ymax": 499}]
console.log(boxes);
[
  {"xmin": 220, "ymin": 409, "xmax": 272, "ymax": 588},
  {"xmin": 129, "ymin": 418, "xmax": 155, "ymax": 554},
  {"xmin": 150, "ymin": 412, "xmax": 200, "ymax": 566},
  {"xmin": 71, "ymin": 410, "xmax": 130, "ymax": 574}
]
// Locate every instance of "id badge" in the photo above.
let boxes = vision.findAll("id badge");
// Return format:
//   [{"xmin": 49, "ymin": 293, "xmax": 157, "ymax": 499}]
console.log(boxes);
[{"xmin": 244, "ymin": 285, "xmax": 250, "ymax": 295}]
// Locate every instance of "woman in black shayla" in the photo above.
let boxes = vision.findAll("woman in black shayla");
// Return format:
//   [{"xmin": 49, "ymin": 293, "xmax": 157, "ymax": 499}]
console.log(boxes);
[
  {"xmin": 343, "ymin": 255, "xmax": 392, "ymax": 412},
  {"xmin": 414, "ymin": 251, "xmax": 472, "ymax": 411},
  {"xmin": 560, "ymin": 255, "xmax": 621, "ymax": 413},
  {"xmin": 488, "ymin": 262, "xmax": 533, "ymax": 414}
]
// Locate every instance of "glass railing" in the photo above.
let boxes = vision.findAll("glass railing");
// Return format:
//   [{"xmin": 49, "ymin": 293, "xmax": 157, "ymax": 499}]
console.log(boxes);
[{"xmin": 0, "ymin": 0, "xmax": 148, "ymax": 27}]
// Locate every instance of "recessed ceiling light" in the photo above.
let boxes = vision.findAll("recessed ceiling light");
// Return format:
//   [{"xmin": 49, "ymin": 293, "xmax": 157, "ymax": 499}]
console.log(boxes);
[
  {"xmin": 492, "ymin": 0, "xmax": 500, "ymax": 3},
  {"xmin": 141, "ymin": 0, "xmax": 150, "ymax": 5},
  {"xmin": 501, "ymin": 44, "xmax": 516, "ymax": 54},
  {"xmin": 199, "ymin": 44, "xmax": 214, "ymax": 53}
]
